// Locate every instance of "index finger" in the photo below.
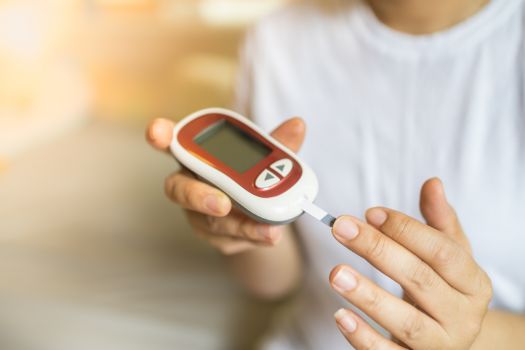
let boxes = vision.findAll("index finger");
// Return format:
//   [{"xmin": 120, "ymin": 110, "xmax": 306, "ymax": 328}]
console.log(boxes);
[
  {"xmin": 331, "ymin": 215, "xmax": 459, "ymax": 323},
  {"xmin": 146, "ymin": 118, "xmax": 175, "ymax": 152},
  {"xmin": 366, "ymin": 208, "xmax": 487, "ymax": 296}
]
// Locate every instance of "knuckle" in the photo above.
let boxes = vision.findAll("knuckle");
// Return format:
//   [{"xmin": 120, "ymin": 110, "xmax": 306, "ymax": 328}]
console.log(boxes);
[
  {"xmin": 366, "ymin": 234, "xmax": 387, "ymax": 259},
  {"xmin": 206, "ymin": 215, "xmax": 222, "ymax": 233},
  {"xmin": 230, "ymin": 216, "xmax": 245, "ymax": 237},
  {"xmin": 360, "ymin": 334, "xmax": 383, "ymax": 350},
  {"xmin": 463, "ymin": 319, "xmax": 482, "ymax": 338},
  {"xmin": 408, "ymin": 262, "xmax": 439, "ymax": 290},
  {"xmin": 171, "ymin": 180, "xmax": 186, "ymax": 204},
  {"xmin": 192, "ymin": 228, "xmax": 205, "ymax": 238},
  {"xmin": 391, "ymin": 216, "xmax": 414, "ymax": 240},
  {"xmin": 181, "ymin": 182, "xmax": 197, "ymax": 207},
  {"xmin": 362, "ymin": 287, "xmax": 384, "ymax": 312},
  {"xmin": 431, "ymin": 241, "xmax": 461, "ymax": 266},
  {"xmin": 483, "ymin": 270, "xmax": 493, "ymax": 294},
  {"xmin": 165, "ymin": 173, "xmax": 190, "ymax": 204},
  {"xmin": 401, "ymin": 310, "xmax": 425, "ymax": 342},
  {"xmin": 238, "ymin": 216, "xmax": 256, "ymax": 239},
  {"xmin": 477, "ymin": 270, "xmax": 493, "ymax": 304},
  {"xmin": 485, "ymin": 275, "xmax": 494, "ymax": 301}
]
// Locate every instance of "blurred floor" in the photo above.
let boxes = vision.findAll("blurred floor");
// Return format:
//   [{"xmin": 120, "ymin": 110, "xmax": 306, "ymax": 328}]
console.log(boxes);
[{"xmin": 0, "ymin": 119, "xmax": 279, "ymax": 350}]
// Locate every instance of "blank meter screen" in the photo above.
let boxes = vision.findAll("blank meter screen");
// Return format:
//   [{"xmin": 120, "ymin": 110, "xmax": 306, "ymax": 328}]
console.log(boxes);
[{"xmin": 195, "ymin": 120, "xmax": 271, "ymax": 173}]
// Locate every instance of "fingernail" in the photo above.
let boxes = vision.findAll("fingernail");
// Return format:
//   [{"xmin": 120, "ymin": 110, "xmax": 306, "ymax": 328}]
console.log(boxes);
[
  {"xmin": 366, "ymin": 208, "xmax": 388, "ymax": 227},
  {"xmin": 333, "ymin": 268, "xmax": 357, "ymax": 292},
  {"xmin": 333, "ymin": 217, "xmax": 359, "ymax": 240},
  {"xmin": 204, "ymin": 194, "xmax": 227, "ymax": 215},
  {"xmin": 334, "ymin": 309, "xmax": 357, "ymax": 333}
]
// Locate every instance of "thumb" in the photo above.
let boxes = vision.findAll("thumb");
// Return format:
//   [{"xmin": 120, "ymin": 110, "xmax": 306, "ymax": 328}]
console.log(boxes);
[
  {"xmin": 270, "ymin": 117, "xmax": 306, "ymax": 153},
  {"xmin": 420, "ymin": 178, "xmax": 471, "ymax": 252}
]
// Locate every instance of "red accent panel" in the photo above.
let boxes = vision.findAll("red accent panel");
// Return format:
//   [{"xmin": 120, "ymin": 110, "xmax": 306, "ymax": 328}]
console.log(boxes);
[{"xmin": 177, "ymin": 113, "xmax": 302, "ymax": 198}]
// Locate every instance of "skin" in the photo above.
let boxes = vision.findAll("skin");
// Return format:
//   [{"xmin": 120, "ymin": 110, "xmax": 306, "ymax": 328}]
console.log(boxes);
[
  {"xmin": 148, "ymin": 118, "xmax": 525, "ymax": 349},
  {"xmin": 146, "ymin": 0, "xmax": 525, "ymax": 347},
  {"xmin": 146, "ymin": 117, "xmax": 305, "ymax": 299},
  {"xmin": 329, "ymin": 178, "xmax": 525, "ymax": 349},
  {"xmin": 331, "ymin": 179, "xmax": 492, "ymax": 349}
]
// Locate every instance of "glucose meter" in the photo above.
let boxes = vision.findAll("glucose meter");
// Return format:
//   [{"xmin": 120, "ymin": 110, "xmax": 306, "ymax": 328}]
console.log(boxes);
[{"xmin": 170, "ymin": 108, "xmax": 335, "ymax": 226}]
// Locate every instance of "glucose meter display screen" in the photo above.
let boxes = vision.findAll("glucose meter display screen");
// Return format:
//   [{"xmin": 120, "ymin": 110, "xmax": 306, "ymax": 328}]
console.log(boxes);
[{"xmin": 195, "ymin": 121, "xmax": 271, "ymax": 173}]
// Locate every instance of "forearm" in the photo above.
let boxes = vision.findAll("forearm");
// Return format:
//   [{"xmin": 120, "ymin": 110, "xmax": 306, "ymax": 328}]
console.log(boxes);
[
  {"xmin": 471, "ymin": 310, "xmax": 525, "ymax": 350},
  {"xmin": 225, "ymin": 225, "xmax": 304, "ymax": 300}
]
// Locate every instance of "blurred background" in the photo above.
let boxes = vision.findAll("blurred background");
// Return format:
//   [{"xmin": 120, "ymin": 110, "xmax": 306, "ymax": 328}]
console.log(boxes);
[{"xmin": 0, "ymin": 0, "xmax": 292, "ymax": 349}]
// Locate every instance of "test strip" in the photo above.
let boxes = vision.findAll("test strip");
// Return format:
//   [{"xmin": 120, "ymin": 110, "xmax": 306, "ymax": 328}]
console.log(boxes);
[{"xmin": 301, "ymin": 200, "xmax": 337, "ymax": 227}]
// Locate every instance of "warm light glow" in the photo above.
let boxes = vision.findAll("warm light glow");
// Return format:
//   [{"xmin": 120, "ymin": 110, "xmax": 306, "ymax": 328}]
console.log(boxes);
[
  {"xmin": 0, "ymin": 4, "xmax": 44, "ymax": 60},
  {"xmin": 0, "ymin": 1, "xmax": 89, "ymax": 159},
  {"xmin": 0, "ymin": 0, "xmax": 291, "ymax": 158},
  {"xmin": 199, "ymin": 0, "xmax": 287, "ymax": 26}
]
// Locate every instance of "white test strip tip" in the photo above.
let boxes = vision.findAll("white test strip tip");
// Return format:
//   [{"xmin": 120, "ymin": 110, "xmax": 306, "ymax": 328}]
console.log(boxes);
[{"xmin": 301, "ymin": 200, "xmax": 336, "ymax": 227}]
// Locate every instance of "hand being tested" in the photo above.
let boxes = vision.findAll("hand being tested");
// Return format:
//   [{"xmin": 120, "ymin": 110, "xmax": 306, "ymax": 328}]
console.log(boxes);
[
  {"xmin": 330, "ymin": 178, "xmax": 493, "ymax": 349},
  {"xmin": 146, "ymin": 117, "xmax": 305, "ymax": 255}
]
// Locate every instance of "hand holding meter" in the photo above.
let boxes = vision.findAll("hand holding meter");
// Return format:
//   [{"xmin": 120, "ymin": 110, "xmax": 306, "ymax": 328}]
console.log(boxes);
[{"xmin": 170, "ymin": 108, "xmax": 335, "ymax": 226}]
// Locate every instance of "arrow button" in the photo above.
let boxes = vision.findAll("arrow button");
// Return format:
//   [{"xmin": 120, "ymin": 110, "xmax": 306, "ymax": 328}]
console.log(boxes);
[
  {"xmin": 270, "ymin": 159, "xmax": 293, "ymax": 177},
  {"xmin": 255, "ymin": 169, "xmax": 280, "ymax": 189}
]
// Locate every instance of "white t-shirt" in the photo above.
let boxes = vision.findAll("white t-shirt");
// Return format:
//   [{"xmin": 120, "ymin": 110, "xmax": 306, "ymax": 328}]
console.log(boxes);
[{"xmin": 234, "ymin": 0, "xmax": 525, "ymax": 348}]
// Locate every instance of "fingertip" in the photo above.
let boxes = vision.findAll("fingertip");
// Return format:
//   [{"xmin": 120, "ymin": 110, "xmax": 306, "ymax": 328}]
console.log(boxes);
[
  {"xmin": 332, "ymin": 216, "xmax": 360, "ymax": 241},
  {"xmin": 365, "ymin": 207, "xmax": 388, "ymax": 227},
  {"xmin": 271, "ymin": 117, "xmax": 307, "ymax": 152},
  {"xmin": 288, "ymin": 117, "xmax": 306, "ymax": 134},
  {"xmin": 420, "ymin": 178, "xmax": 450, "ymax": 220},
  {"xmin": 331, "ymin": 215, "xmax": 346, "ymax": 233},
  {"xmin": 423, "ymin": 177, "xmax": 446, "ymax": 199},
  {"xmin": 146, "ymin": 118, "xmax": 175, "ymax": 151},
  {"xmin": 420, "ymin": 177, "xmax": 463, "ymax": 237},
  {"xmin": 435, "ymin": 178, "xmax": 447, "ymax": 200},
  {"xmin": 334, "ymin": 308, "xmax": 358, "ymax": 333},
  {"xmin": 329, "ymin": 264, "xmax": 345, "ymax": 283}
]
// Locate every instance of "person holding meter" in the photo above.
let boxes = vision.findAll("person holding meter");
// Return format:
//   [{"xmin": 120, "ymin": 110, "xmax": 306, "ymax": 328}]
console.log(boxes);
[{"xmin": 147, "ymin": 0, "xmax": 525, "ymax": 348}]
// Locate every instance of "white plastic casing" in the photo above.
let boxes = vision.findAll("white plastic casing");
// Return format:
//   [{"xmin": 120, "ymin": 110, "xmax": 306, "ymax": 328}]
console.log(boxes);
[{"xmin": 170, "ymin": 108, "xmax": 319, "ymax": 224}]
